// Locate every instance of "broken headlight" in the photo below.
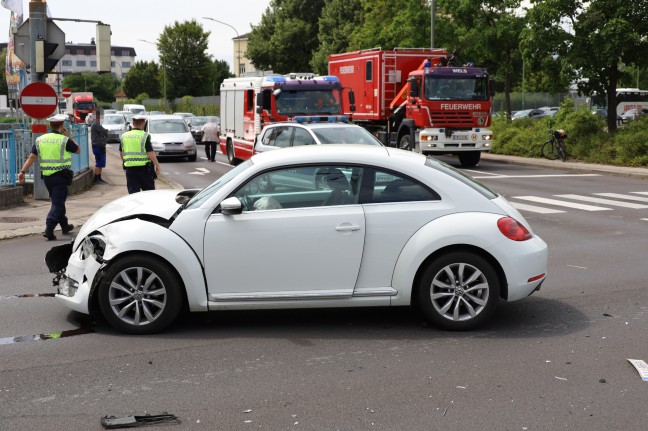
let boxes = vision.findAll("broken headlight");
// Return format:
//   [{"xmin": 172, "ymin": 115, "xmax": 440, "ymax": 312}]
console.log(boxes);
[{"xmin": 81, "ymin": 235, "xmax": 106, "ymax": 262}]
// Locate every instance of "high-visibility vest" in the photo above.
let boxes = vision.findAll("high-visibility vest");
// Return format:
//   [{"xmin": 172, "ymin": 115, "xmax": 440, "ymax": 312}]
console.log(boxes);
[
  {"xmin": 36, "ymin": 133, "xmax": 72, "ymax": 176},
  {"xmin": 121, "ymin": 129, "xmax": 150, "ymax": 167}
]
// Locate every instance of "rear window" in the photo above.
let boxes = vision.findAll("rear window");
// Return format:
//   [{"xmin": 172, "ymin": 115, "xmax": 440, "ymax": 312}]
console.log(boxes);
[{"xmin": 425, "ymin": 158, "xmax": 498, "ymax": 199}]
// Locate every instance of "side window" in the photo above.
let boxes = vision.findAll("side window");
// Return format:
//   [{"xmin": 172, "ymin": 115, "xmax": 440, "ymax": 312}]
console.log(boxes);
[
  {"xmin": 292, "ymin": 128, "xmax": 315, "ymax": 146},
  {"xmin": 365, "ymin": 60, "xmax": 373, "ymax": 81},
  {"xmin": 232, "ymin": 165, "xmax": 362, "ymax": 211},
  {"xmin": 273, "ymin": 127, "xmax": 292, "ymax": 148},
  {"xmin": 364, "ymin": 168, "xmax": 440, "ymax": 203}
]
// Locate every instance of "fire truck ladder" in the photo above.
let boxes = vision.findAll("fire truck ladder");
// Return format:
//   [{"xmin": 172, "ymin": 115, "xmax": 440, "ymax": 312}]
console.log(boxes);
[{"xmin": 382, "ymin": 53, "xmax": 398, "ymax": 114}]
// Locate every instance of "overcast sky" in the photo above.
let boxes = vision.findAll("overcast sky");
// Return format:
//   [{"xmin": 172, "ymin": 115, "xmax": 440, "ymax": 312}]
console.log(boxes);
[{"xmin": 1, "ymin": 0, "xmax": 271, "ymax": 71}]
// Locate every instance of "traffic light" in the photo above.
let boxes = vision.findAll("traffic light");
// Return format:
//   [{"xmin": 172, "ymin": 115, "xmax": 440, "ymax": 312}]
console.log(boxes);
[{"xmin": 96, "ymin": 24, "xmax": 111, "ymax": 73}]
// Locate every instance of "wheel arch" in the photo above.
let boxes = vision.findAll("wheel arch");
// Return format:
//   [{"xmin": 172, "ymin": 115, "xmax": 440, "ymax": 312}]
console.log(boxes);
[
  {"xmin": 409, "ymin": 244, "xmax": 508, "ymax": 310},
  {"xmin": 86, "ymin": 219, "xmax": 208, "ymax": 316},
  {"xmin": 390, "ymin": 213, "xmax": 511, "ymax": 307},
  {"xmin": 88, "ymin": 250, "xmax": 191, "ymax": 317}
]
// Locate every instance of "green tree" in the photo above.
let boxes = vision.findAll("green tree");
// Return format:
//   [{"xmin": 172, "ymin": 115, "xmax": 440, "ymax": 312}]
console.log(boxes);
[
  {"xmin": 207, "ymin": 59, "xmax": 234, "ymax": 95},
  {"xmin": 437, "ymin": 0, "xmax": 529, "ymax": 119},
  {"xmin": 123, "ymin": 61, "xmax": 161, "ymax": 99},
  {"xmin": 349, "ymin": 0, "xmax": 431, "ymax": 50},
  {"xmin": 61, "ymin": 72, "xmax": 119, "ymax": 102},
  {"xmin": 0, "ymin": 48, "xmax": 8, "ymax": 96},
  {"xmin": 247, "ymin": 0, "xmax": 325, "ymax": 73},
  {"xmin": 521, "ymin": 0, "xmax": 648, "ymax": 132},
  {"xmin": 310, "ymin": 0, "xmax": 364, "ymax": 74},
  {"xmin": 158, "ymin": 19, "xmax": 213, "ymax": 99}
]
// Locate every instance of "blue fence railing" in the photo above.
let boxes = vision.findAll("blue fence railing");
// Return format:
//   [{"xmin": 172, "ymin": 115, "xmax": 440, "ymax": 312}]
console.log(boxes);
[{"xmin": 0, "ymin": 121, "xmax": 90, "ymax": 187}]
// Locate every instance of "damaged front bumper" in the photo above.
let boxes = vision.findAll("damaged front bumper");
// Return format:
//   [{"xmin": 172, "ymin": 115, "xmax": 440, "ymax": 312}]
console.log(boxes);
[{"xmin": 45, "ymin": 236, "xmax": 106, "ymax": 315}]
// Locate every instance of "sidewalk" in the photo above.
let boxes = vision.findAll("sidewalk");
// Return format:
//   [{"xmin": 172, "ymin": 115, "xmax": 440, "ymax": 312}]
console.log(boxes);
[
  {"xmin": 0, "ymin": 146, "xmax": 183, "ymax": 240},
  {"xmin": 0, "ymin": 150, "xmax": 646, "ymax": 241}
]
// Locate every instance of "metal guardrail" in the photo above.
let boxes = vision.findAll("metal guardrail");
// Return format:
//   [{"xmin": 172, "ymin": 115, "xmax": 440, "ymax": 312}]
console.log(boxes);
[{"xmin": 0, "ymin": 122, "xmax": 90, "ymax": 187}]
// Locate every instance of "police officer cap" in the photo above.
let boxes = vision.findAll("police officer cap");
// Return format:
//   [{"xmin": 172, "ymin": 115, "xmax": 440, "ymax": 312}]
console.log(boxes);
[
  {"xmin": 132, "ymin": 114, "xmax": 147, "ymax": 121},
  {"xmin": 47, "ymin": 114, "xmax": 68, "ymax": 123}
]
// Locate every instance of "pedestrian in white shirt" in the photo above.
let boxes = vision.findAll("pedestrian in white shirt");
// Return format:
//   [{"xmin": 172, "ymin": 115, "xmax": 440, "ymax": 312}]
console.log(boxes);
[{"xmin": 201, "ymin": 117, "xmax": 220, "ymax": 162}]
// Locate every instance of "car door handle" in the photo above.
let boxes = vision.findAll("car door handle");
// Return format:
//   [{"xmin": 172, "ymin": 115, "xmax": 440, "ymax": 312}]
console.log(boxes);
[{"xmin": 335, "ymin": 224, "xmax": 360, "ymax": 232}]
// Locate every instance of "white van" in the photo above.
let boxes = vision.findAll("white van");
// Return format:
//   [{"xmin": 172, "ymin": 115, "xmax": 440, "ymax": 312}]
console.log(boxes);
[{"xmin": 122, "ymin": 104, "xmax": 146, "ymax": 114}]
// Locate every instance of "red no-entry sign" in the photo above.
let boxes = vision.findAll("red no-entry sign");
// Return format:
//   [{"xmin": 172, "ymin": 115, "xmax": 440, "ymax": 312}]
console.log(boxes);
[
  {"xmin": 61, "ymin": 87, "xmax": 72, "ymax": 98},
  {"xmin": 20, "ymin": 82, "xmax": 58, "ymax": 119}
]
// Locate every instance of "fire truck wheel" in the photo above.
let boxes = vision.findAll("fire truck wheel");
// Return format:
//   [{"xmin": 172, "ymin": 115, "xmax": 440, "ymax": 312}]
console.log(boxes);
[
  {"xmin": 398, "ymin": 135, "xmax": 412, "ymax": 151},
  {"xmin": 458, "ymin": 151, "xmax": 481, "ymax": 167},
  {"xmin": 226, "ymin": 140, "xmax": 239, "ymax": 165}
]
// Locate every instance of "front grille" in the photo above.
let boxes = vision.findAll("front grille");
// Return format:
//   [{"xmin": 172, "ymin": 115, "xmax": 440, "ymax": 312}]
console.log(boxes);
[{"xmin": 430, "ymin": 111, "xmax": 475, "ymax": 127}]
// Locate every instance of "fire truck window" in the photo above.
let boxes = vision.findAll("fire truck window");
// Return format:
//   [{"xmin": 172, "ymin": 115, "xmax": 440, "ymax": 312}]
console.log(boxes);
[
  {"xmin": 365, "ymin": 61, "xmax": 373, "ymax": 82},
  {"xmin": 292, "ymin": 128, "xmax": 315, "ymax": 146},
  {"xmin": 246, "ymin": 89, "xmax": 254, "ymax": 112},
  {"xmin": 262, "ymin": 89, "xmax": 272, "ymax": 110}
]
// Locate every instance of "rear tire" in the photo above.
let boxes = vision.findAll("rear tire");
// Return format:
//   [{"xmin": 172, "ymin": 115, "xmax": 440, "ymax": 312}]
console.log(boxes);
[
  {"xmin": 226, "ymin": 140, "xmax": 240, "ymax": 165},
  {"xmin": 557, "ymin": 144, "xmax": 567, "ymax": 162},
  {"xmin": 458, "ymin": 151, "xmax": 481, "ymax": 167},
  {"xmin": 541, "ymin": 140, "xmax": 558, "ymax": 160},
  {"xmin": 417, "ymin": 251, "xmax": 500, "ymax": 331}
]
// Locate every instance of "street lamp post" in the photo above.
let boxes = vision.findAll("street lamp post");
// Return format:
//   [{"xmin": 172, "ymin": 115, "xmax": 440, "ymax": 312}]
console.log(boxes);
[
  {"xmin": 139, "ymin": 39, "xmax": 166, "ymax": 101},
  {"xmin": 202, "ymin": 17, "xmax": 241, "ymax": 77}
]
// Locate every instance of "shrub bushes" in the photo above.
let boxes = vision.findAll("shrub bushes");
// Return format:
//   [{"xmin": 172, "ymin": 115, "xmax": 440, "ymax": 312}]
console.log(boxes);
[{"xmin": 490, "ymin": 99, "xmax": 647, "ymax": 167}]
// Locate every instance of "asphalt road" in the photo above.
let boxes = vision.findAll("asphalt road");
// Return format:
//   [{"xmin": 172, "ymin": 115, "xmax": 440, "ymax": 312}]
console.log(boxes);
[{"xmin": 1, "ymin": 157, "xmax": 647, "ymax": 430}]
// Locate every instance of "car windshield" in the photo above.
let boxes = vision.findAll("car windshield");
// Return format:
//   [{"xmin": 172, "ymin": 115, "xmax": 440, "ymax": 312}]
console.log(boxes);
[
  {"xmin": 311, "ymin": 126, "xmax": 383, "ymax": 145},
  {"xmin": 103, "ymin": 115, "xmax": 125, "ymax": 125},
  {"xmin": 191, "ymin": 117, "xmax": 209, "ymax": 127},
  {"xmin": 149, "ymin": 119, "xmax": 188, "ymax": 133},
  {"xmin": 185, "ymin": 160, "xmax": 253, "ymax": 209}
]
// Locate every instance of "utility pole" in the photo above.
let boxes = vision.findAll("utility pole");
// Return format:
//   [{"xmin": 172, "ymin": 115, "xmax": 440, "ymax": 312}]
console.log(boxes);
[
  {"xmin": 29, "ymin": 0, "xmax": 48, "ymax": 199},
  {"xmin": 430, "ymin": 0, "xmax": 435, "ymax": 48}
]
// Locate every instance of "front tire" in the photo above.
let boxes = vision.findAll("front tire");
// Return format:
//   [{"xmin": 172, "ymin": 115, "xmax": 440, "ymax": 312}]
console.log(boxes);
[
  {"xmin": 458, "ymin": 151, "xmax": 481, "ymax": 167},
  {"xmin": 98, "ymin": 255, "xmax": 183, "ymax": 334},
  {"xmin": 541, "ymin": 141, "xmax": 558, "ymax": 160},
  {"xmin": 417, "ymin": 251, "xmax": 500, "ymax": 330},
  {"xmin": 398, "ymin": 134, "xmax": 412, "ymax": 151}
]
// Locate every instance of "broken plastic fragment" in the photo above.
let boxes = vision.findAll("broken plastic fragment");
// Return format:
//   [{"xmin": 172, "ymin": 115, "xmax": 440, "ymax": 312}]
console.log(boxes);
[{"xmin": 627, "ymin": 359, "xmax": 648, "ymax": 381}]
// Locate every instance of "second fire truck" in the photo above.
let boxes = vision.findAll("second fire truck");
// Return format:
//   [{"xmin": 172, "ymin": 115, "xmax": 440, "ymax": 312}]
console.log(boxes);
[{"xmin": 329, "ymin": 48, "xmax": 495, "ymax": 167}]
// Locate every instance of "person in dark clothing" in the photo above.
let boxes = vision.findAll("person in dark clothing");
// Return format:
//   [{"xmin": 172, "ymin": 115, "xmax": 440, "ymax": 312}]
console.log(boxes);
[
  {"xmin": 17, "ymin": 114, "xmax": 81, "ymax": 240},
  {"xmin": 89, "ymin": 111, "xmax": 109, "ymax": 184},
  {"xmin": 119, "ymin": 115, "xmax": 161, "ymax": 194}
]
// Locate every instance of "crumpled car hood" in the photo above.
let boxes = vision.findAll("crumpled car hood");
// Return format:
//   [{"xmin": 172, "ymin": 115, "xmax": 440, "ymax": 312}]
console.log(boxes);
[{"xmin": 73, "ymin": 190, "xmax": 182, "ymax": 248}]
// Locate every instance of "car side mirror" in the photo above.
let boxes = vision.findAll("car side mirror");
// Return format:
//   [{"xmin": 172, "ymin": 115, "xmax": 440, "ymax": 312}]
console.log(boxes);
[{"xmin": 220, "ymin": 197, "xmax": 243, "ymax": 215}]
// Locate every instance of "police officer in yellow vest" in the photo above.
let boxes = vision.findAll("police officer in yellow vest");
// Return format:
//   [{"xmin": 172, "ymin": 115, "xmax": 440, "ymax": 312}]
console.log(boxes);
[
  {"xmin": 18, "ymin": 114, "xmax": 81, "ymax": 240},
  {"xmin": 119, "ymin": 115, "xmax": 161, "ymax": 194}
]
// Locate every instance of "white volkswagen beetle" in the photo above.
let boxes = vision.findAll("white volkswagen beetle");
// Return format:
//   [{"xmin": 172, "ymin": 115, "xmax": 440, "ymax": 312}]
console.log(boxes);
[{"xmin": 47, "ymin": 145, "xmax": 548, "ymax": 334}]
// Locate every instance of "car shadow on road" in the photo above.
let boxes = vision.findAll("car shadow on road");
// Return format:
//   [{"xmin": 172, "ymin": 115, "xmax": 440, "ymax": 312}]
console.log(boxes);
[{"xmin": 82, "ymin": 295, "xmax": 589, "ymax": 341}]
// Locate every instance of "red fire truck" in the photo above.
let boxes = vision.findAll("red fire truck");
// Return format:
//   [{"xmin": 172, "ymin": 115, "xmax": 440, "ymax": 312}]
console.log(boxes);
[
  {"xmin": 329, "ymin": 48, "xmax": 494, "ymax": 167},
  {"xmin": 219, "ymin": 74, "xmax": 344, "ymax": 165}
]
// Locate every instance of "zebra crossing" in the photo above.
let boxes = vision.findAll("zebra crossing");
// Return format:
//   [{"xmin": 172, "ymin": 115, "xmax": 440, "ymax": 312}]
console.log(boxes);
[{"xmin": 509, "ymin": 192, "xmax": 648, "ymax": 214}]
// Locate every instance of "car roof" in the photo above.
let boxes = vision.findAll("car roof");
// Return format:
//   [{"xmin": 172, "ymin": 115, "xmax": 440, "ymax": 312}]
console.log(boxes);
[
  {"xmin": 149, "ymin": 114, "xmax": 188, "ymax": 121},
  {"xmin": 250, "ymin": 143, "xmax": 422, "ymax": 170},
  {"xmin": 264, "ymin": 121, "xmax": 364, "ymax": 130}
]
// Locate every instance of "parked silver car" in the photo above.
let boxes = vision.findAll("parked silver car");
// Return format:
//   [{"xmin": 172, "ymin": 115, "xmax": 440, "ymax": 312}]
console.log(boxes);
[
  {"xmin": 146, "ymin": 115, "xmax": 197, "ymax": 162},
  {"xmin": 101, "ymin": 114, "xmax": 128, "ymax": 143}
]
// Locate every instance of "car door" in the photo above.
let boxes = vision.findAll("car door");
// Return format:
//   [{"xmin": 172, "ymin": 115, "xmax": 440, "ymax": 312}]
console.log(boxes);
[{"xmin": 203, "ymin": 164, "xmax": 365, "ymax": 301}]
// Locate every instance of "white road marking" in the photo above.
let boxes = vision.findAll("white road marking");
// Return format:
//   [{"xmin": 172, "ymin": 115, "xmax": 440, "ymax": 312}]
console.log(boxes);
[
  {"xmin": 594, "ymin": 193, "xmax": 648, "ymax": 203},
  {"xmin": 632, "ymin": 192, "xmax": 648, "ymax": 196},
  {"xmin": 463, "ymin": 169, "xmax": 502, "ymax": 176},
  {"xmin": 641, "ymin": 218, "xmax": 648, "ymax": 222},
  {"xmin": 511, "ymin": 202, "xmax": 565, "ymax": 214},
  {"xmin": 556, "ymin": 194, "xmax": 648, "ymax": 209},
  {"xmin": 473, "ymin": 174, "xmax": 601, "ymax": 179},
  {"xmin": 567, "ymin": 265, "xmax": 588, "ymax": 269},
  {"xmin": 189, "ymin": 168, "xmax": 210, "ymax": 176},
  {"xmin": 513, "ymin": 196, "xmax": 612, "ymax": 211}
]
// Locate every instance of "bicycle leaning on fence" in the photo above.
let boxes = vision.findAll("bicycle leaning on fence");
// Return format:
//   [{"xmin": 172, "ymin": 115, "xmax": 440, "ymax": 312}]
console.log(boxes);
[{"xmin": 541, "ymin": 129, "xmax": 568, "ymax": 162}]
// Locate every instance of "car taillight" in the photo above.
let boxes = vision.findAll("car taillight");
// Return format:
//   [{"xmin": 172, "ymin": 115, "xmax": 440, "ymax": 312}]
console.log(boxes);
[{"xmin": 497, "ymin": 217, "xmax": 532, "ymax": 241}]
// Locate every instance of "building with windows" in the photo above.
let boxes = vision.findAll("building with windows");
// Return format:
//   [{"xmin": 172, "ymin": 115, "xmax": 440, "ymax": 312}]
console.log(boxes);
[{"xmin": 233, "ymin": 33, "xmax": 255, "ymax": 77}]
